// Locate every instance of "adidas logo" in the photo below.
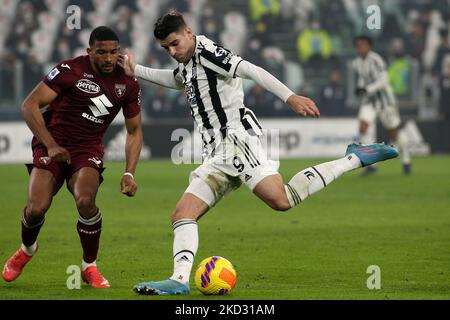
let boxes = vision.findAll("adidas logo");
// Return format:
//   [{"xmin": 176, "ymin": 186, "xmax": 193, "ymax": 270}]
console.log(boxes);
[
  {"xmin": 348, "ymin": 155, "xmax": 352, "ymax": 160},
  {"xmin": 177, "ymin": 255, "xmax": 191, "ymax": 263},
  {"xmin": 245, "ymin": 174, "xmax": 252, "ymax": 182}
]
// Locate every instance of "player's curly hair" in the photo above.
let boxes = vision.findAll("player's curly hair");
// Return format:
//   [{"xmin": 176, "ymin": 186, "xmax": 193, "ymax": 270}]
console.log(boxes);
[
  {"xmin": 89, "ymin": 26, "xmax": 119, "ymax": 46},
  {"xmin": 154, "ymin": 11, "xmax": 187, "ymax": 40}
]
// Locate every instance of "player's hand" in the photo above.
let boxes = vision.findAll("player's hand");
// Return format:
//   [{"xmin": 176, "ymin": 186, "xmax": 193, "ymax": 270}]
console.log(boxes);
[
  {"xmin": 121, "ymin": 173, "xmax": 137, "ymax": 197},
  {"xmin": 286, "ymin": 95, "xmax": 320, "ymax": 118},
  {"xmin": 355, "ymin": 87, "xmax": 367, "ymax": 97},
  {"xmin": 45, "ymin": 144, "xmax": 71, "ymax": 164},
  {"xmin": 118, "ymin": 48, "xmax": 136, "ymax": 77}
]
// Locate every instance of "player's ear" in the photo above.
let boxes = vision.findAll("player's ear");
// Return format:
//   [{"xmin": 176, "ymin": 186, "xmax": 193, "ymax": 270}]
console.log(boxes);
[
  {"xmin": 86, "ymin": 47, "xmax": 92, "ymax": 55},
  {"xmin": 185, "ymin": 27, "xmax": 193, "ymax": 38}
]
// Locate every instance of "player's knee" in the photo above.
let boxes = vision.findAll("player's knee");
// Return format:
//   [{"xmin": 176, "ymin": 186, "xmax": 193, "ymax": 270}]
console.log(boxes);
[
  {"xmin": 171, "ymin": 206, "xmax": 196, "ymax": 224},
  {"xmin": 27, "ymin": 201, "xmax": 49, "ymax": 219},
  {"xmin": 75, "ymin": 195, "xmax": 96, "ymax": 216}
]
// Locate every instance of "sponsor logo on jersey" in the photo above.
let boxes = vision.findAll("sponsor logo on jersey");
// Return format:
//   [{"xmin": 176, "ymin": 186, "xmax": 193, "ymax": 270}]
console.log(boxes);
[
  {"xmin": 185, "ymin": 85, "xmax": 197, "ymax": 105},
  {"xmin": 214, "ymin": 47, "xmax": 227, "ymax": 57},
  {"xmin": 83, "ymin": 72, "xmax": 94, "ymax": 78},
  {"xmin": 76, "ymin": 79, "xmax": 100, "ymax": 94},
  {"xmin": 114, "ymin": 83, "xmax": 126, "ymax": 98},
  {"xmin": 47, "ymin": 67, "xmax": 60, "ymax": 81},
  {"xmin": 82, "ymin": 112, "xmax": 104, "ymax": 124}
]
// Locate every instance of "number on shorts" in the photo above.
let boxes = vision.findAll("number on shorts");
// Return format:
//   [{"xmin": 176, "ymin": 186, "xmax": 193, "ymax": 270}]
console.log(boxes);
[{"xmin": 233, "ymin": 156, "xmax": 245, "ymax": 173}]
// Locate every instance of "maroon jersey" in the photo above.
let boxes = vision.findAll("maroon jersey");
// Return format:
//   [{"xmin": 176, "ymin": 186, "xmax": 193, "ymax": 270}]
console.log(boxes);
[{"xmin": 37, "ymin": 55, "xmax": 141, "ymax": 153}]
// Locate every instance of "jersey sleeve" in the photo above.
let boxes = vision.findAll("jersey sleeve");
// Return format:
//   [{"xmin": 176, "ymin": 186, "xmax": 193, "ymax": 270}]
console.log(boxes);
[
  {"xmin": 122, "ymin": 78, "xmax": 141, "ymax": 119},
  {"xmin": 198, "ymin": 42, "xmax": 243, "ymax": 78},
  {"xmin": 43, "ymin": 63, "xmax": 76, "ymax": 94}
]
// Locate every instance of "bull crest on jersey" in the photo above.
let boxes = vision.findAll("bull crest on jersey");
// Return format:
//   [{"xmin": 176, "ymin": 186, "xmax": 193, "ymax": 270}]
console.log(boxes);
[{"xmin": 115, "ymin": 83, "xmax": 126, "ymax": 98}]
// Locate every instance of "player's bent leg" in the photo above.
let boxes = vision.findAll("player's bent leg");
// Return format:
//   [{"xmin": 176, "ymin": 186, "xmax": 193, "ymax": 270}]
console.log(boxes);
[
  {"xmin": 387, "ymin": 128, "xmax": 412, "ymax": 174},
  {"xmin": 3, "ymin": 168, "xmax": 55, "ymax": 282},
  {"xmin": 134, "ymin": 180, "xmax": 212, "ymax": 296},
  {"xmin": 68, "ymin": 167, "xmax": 109, "ymax": 288},
  {"xmin": 253, "ymin": 174, "xmax": 291, "ymax": 212}
]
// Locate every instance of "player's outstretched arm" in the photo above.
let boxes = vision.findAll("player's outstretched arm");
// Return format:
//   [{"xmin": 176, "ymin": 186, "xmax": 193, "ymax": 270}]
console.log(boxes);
[
  {"xmin": 22, "ymin": 82, "xmax": 71, "ymax": 164},
  {"xmin": 118, "ymin": 49, "xmax": 183, "ymax": 90},
  {"xmin": 235, "ymin": 60, "xmax": 320, "ymax": 118},
  {"xmin": 120, "ymin": 113, "xmax": 142, "ymax": 197}
]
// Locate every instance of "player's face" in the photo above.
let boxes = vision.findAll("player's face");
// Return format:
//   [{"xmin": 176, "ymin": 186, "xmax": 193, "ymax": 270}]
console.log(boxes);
[
  {"xmin": 160, "ymin": 28, "xmax": 195, "ymax": 64},
  {"xmin": 87, "ymin": 41, "xmax": 120, "ymax": 74},
  {"xmin": 355, "ymin": 40, "xmax": 371, "ymax": 58}
]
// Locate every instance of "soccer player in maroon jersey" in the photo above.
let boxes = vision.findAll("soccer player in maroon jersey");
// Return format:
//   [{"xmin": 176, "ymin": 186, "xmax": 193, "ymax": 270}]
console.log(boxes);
[{"xmin": 2, "ymin": 26, "xmax": 143, "ymax": 288}]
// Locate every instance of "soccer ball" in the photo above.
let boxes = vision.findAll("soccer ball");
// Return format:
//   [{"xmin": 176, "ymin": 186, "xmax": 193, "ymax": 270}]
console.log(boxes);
[{"xmin": 194, "ymin": 256, "xmax": 237, "ymax": 295}]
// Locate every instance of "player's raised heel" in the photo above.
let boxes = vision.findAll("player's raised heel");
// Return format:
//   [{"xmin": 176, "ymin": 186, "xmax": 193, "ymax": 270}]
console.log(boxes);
[
  {"xmin": 133, "ymin": 279, "xmax": 190, "ymax": 295},
  {"xmin": 346, "ymin": 143, "xmax": 399, "ymax": 167},
  {"xmin": 2, "ymin": 246, "xmax": 38, "ymax": 282}
]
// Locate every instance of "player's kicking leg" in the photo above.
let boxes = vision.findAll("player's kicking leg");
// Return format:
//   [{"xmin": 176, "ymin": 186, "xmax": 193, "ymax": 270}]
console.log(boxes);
[
  {"xmin": 68, "ymin": 167, "xmax": 109, "ymax": 288},
  {"xmin": 134, "ymin": 176, "xmax": 216, "ymax": 295},
  {"xmin": 2, "ymin": 168, "xmax": 54, "ymax": 282},
  {"xmin": 255, "ymin": 143, "xmax": 399, "ymax": 210}
]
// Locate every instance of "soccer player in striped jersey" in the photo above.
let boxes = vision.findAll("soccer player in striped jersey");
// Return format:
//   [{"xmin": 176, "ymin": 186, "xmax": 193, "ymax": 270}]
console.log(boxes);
[
  {"xmin": 119, "ymin": 12, "xmax": 399, "ymax": 295},
  {"xmin": 352, "ymin": 35, "xmax": 412, "ymax": 175}
]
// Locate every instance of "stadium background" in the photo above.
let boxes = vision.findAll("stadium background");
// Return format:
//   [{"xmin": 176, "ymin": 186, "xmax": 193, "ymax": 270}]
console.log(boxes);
[
  {"xmin": 0, "ymin": 0, "xmax": 449, "ymax": 300},
  {"xmin": 0, "ymin": 0, "xmax": 450, "ymax": 162}
]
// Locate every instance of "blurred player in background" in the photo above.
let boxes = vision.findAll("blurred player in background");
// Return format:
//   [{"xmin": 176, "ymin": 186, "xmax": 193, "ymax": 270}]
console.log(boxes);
[
  {"xmin": 119, "ymin": 12, "xmax": 398, "ymax": 295},
  {"xmin": 2, "ymin": 26, "xmax": 143, "ymax": 288},
  {"xmin": 352, "ymin": 35, "xmax": 412, "ymax": 175}
]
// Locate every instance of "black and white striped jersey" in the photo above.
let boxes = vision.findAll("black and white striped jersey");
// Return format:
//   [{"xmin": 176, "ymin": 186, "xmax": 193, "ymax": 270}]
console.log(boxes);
[
  {"xmin": 352, "ymin": 51, "xmax": 396, "ymax": 109},
  {"xmin": 173, "ymin": 35, "xmax": 263, "ymax": 156}
]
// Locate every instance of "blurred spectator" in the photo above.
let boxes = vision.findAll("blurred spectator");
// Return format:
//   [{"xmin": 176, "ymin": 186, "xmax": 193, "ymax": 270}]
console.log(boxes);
[
  {"xmin": 249, "ymin": 0, "xmax": 280, "ymax": 22},
  {"xmin": 296, "ymin": 20, "xmax": 333, "ymax": 65},
  {"xmin": 387, "ymin": 38, "xmax": 412, "ymax": 97},
  {"xmin": 245, "ymin": 84, "xmax": 280, "ymax": 117},
  {"xmin": 405, "ymin": 19, "xmax": 426, "ymax": 63},
  {"xmin": 261, "ymin": 46, "xmax": 304, "ymax": 92},
  {"xmin": 432, "ymin": 29, "xmax": 450, "ymax": 77},
  {"xmin": 439, "ymin": 57, "xmax": 450, "ymax": 121},
  {"xmin": 146, "ymin": 87, "xmax": 173, "ymax": 119},
  {"xmin": 318, "ymin": 69, "xmax": 347, "ymax": 117},
  {"xmin": 111, "ymin": 5, "xmax": 133, "ymax": 47},
  {"xmin": 319, "ymin": 0, "xmax": 347, "ymax": 34}
]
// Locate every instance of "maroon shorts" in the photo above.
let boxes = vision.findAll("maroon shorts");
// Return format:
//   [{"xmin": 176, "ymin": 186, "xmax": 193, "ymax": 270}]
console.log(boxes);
[{"xmin": 26, "ymin": 145, "xmax": 106, "ymax": 194}]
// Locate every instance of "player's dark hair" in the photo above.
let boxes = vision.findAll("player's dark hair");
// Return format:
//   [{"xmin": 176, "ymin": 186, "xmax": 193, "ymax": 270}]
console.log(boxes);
[
  {"xmin": 89, "ymin": 26, "xmax": 119, "ymax": 46},
  {"xmin": 354, "ymin": 35, "xmax": 373, "ymax": 47},
  {"xmin": 154, "ymin": 11, "xmax": 187, "ymax": 40}
]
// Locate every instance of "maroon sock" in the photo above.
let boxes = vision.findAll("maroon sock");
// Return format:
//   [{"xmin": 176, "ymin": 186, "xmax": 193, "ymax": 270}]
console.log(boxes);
[
  {"xmin": 77, "ymin": 213, "xmax": 102, "ymax": 263},
  {"xmin": 21, "ymin": 207, "xmax": 44, "ymax": 247}
]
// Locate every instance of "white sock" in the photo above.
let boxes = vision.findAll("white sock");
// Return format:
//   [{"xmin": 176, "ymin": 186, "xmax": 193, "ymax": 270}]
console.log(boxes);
[
  {"xmin": 394, "ymin": 131, "xmax": 411, "ymax": 165},
  {"xmin": 21, "ymin": 242, "xmax": 38, "ymax": 256},
  {"xmin": 81, "ymin": 260, "xmax": 96, "ymax": 271},
  {"xmin": 170, "ymin": 219, "xmax": 198, "ymax": 284},
  {"xmin": 285, "ymin": 155, "xmax": 361, "ymax": 207}
]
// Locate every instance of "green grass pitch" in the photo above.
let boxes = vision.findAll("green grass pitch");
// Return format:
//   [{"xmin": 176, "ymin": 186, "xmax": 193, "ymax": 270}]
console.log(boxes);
[{"xmin": 0, "ymin": 156, "xmax": 449, "ymax": 300}]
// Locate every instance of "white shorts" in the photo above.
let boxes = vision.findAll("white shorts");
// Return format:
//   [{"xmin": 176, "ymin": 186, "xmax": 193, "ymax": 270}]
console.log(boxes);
[
  {"xmin": 185, "ymin": 130, "xmax": 280, "ymax": 207},
  {"xmin": 358, "ymin": 103, "xmax": 401, "ymax": 130}
]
